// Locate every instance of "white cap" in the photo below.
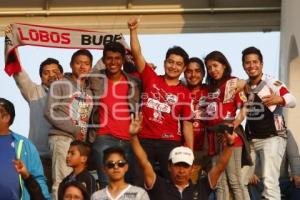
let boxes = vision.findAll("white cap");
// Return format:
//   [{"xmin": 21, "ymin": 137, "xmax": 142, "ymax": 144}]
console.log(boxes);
[{"xmin": 168, "ymin": 146, "xmax": 194, "ymax": 166}]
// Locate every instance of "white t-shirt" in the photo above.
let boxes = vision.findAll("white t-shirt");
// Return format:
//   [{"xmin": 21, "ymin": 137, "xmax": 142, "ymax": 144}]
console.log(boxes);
[{"xmin": 91, "ymin": 184, "xmax": 149, "ymax": 200}]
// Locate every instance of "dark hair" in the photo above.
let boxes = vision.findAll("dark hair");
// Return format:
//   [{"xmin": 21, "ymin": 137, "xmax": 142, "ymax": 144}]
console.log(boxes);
[
  {"xmin": 59, "ymin": 181, "xmax": 90, "ymax": 200},
  {"xmin": 70, "ymin": 140, "xmax": 91, "ymax": 158},
  {"xmin": 187, "ymin": 57, "xmax": 206, "ymax": 77},
  {"xmin": 103, "ymin": 42, "xmax": 126, "ymax": 59},
  {"xmin": 70, "ymin": 49, "xmax": 93, "ymax": 65},
  {"xmin": 204, "ymin": 51, "xmax": 232, "ymax": 85},
  {"xmin": 0, "ymin": 98, "xmax": 15, "ymax": 125},
  {"xmin": 103, "ymin": 146, "xmax": 128, "ymax": 164},
  {"xmin": 166, "ymin": 46, "xmax": 189, "ymax": 65},
  {"xmin": 39, "ymin": 58, "xmax": 63, "ymax": 78},
  {"xmin": 242, "ymin": 46, "xmax": 263, "ymax": 64}
]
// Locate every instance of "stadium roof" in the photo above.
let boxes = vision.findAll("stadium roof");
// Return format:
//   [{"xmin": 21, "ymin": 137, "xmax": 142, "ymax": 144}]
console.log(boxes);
[{"xmin": 0, "ymin": 0, "xmax": 280, "ymax": 35}]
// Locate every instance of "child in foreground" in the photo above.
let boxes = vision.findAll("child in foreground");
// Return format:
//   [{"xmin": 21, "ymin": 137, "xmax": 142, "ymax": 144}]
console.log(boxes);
[
  {"xmin": 58, "ymin": 140, "xmax": 97, "ymax": 199},
  {"xmin": 91, "ymin": 147, "xmax": 149, "ymax": 200}
]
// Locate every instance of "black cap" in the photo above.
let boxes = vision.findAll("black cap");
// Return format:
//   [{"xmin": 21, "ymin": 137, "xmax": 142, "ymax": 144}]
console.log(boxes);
[{"xmin": 0, "ymin": 98, "xmax": 15, "ymax": 125}]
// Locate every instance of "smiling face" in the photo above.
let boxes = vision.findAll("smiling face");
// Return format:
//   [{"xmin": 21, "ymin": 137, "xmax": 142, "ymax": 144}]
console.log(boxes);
[
  {"xmin": 41, "ymin": 63, "xmax": 63, "ymax": 88},
  {"xmin": 206, "ymin": 60, "xmax": 225, "ymax": 81},
  {"xmin": 164, "ymin": 54, "xmax": 186, "ymax": 80},
  {"xmin": 103, "ymin": 153, "xmax": 128, "ymax": 182},
  {"xmin": 103, "ymin": 51, "xmax": 124, "ymax": 76},
  {"xmin": 243, "ymin": 53, "xmax": 263, "ymax": 81},
  {"xmin": 184, "ymin": 62, "xmax": 204, "ymax": 87},
  {"xmin": 169, "ymin": 162, "xmax": 194, "ymax": 186}
]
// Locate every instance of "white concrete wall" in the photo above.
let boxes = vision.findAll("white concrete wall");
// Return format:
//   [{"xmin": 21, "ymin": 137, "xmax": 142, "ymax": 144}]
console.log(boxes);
[{"xmin": 280, "ymin": 0, "xmax": 300, "ymax": 150}]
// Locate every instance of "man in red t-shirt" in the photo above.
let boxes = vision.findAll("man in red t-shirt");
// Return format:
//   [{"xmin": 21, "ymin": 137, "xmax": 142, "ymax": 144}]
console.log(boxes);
[
  {"xmin": 128, "ymin": 18, "xmax": 193, "ymax": 179},
  {"xmin": 184, "ymin": 57, "xmax": 212, "ymax": 182},
  {"xmin": 89, "ymin": 42, "xmax": 141, "ymax": 188}
]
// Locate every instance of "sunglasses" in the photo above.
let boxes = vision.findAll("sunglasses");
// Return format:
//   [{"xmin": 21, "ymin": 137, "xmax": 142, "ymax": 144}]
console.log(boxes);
[{"xmin": 105, "ymin": 160, "xmax": 127, "ymax": 169}]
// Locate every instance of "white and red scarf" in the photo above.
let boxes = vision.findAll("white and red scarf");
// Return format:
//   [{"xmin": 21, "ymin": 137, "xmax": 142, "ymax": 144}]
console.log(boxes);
[{"xmin": 4, "ymin": 23, "xmax": 130, "ymax": 76}]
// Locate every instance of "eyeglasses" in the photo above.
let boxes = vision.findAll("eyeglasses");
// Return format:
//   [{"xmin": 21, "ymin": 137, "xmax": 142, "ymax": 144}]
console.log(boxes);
[{"xmin": 105, "ymin": 160, "xmax": 127, "ymax": 169}]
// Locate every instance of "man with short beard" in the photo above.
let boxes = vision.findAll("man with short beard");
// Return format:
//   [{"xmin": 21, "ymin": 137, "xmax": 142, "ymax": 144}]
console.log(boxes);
[
  {"xmin": 242, "ymin": 46, "xmax": 296, "ymax": 200},
  {"xmin": 89, "ymin": 42, "xmax": 141, "ymax": 188}
]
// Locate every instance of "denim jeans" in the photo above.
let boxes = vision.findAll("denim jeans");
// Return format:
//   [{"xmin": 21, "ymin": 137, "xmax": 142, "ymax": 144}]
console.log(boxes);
[
  {"xmin": 248, "ymin": 177, "xmax": 300, "ymax": 200},
  {"xmin": 140, "ymin": 139, "xmax": 181, "ymax": 180},
  {"xmin": 241, "ymin": 144, "xmax": 256, "ymax": 200},
  {"xmin": 214, "ymin": 146, "xmax": 245, "ymax": 200},
  {"xmin": 92, "ymin": 135, "xmax": 134, "ymax": 188},
  {"xmin": 251, "ymin": 136, "xmax": 287, "ymax": 200}
]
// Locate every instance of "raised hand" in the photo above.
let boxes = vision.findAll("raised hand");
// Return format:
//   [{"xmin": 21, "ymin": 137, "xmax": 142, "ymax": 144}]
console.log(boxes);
[
  {"xmin": 127, "ymin": 18, "xmax": 139, "ymax": 30},
  {"xmin": 13, "ymin": 159, "xmax": 30, "ymax": 179},
  {"xmin": 129, "ymin": 112, "xmax": 143, "ymax": 136},
  {"xmin": 4, "ymin": 24, "xmax": 13, "ymax": 34}
]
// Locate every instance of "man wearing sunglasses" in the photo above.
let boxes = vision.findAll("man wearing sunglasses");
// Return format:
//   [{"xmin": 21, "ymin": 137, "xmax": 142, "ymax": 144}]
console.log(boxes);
[{"xmin": 129, "ymin": 114, "xmax": 235, "ymax": 200}]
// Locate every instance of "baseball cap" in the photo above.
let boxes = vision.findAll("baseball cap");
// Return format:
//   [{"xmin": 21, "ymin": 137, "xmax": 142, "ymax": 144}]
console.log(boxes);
[{"xmin": 168, "ymin": 146, "xmax": 194, "ymax": 166}]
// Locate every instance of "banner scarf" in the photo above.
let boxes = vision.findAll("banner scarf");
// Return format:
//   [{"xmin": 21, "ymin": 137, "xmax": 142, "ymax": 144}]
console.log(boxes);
[{"xmin": 4, "ymin": 23, "xmax": 131, "ymax": 76}]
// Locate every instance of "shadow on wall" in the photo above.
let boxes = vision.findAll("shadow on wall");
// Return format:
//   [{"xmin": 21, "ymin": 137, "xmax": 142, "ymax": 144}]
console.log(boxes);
[{"xmin": 287, "ymin": 35, "xmax": 300, "ymax": 153}]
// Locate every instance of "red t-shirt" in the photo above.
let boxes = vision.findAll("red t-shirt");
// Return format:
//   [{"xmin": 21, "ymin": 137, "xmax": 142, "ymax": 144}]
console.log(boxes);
[
  {"xmin": 97, "ymin": 75, "xmax": 131, "ymax": 140},
  {"xmin": 203, "ymin": 77, "xmax": 247, "ymax": 154},
  {"xmin": 140, "ymin": 64, "xmax": 192, "ymax": 141},
  {"xmin": 190, "ymin": 85, "xmax": 208, "ymax": 151}
]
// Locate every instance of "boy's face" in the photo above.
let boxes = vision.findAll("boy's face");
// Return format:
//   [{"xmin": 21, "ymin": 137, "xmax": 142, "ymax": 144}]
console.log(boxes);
[
  {"xmin": 66, "ymin": 145, "xmax": 86, "ymax": 167},
  {"xmin": 70, "ymin": 55, "xmax": 92, "ymax": 79},
  {"xmin": 103, "ymin": 153, "xmax": 128, "ymax": 182},
  {"xmin": 164, "ymin": 54, "xmax": 186, "ymax": 80},
  {"xmin": 184, "ymin": 62, "xmax": 203, "ymax": 87}
]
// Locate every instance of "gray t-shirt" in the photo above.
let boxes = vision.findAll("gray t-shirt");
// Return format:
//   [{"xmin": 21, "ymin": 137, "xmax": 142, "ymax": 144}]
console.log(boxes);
[{"xmin": 91, "ymin": 184, "xmax": 149, "ymax": 200}]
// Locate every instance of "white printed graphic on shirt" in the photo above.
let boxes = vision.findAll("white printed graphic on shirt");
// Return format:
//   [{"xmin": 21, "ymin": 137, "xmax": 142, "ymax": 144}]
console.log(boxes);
[
  {"xmin": 223, "ymin": 78, "xmax": 237, "ymax": 103},
  {"xmin": 274, "ymin": 114, "xmax": 285, "ymax": 131},
  {"xmin": 68, "ymin": 91, "xmax": 93, "ymax": 140},
  {"xmin": 206, "ymin": 102, "xmax": 218, "ymax": 117},
  {"xmin": 146, "ymin": 98, "xmax": 171, "ymax": 123}
]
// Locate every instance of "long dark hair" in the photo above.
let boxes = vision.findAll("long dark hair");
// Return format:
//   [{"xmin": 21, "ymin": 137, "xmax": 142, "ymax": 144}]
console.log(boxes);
[{"xmin": 204, "ymin": 51, "xmax": 232, "ymax": 86}]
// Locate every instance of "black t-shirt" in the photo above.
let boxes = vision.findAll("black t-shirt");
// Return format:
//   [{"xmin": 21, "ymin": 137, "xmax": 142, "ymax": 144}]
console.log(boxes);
[{"xmin": 148, "ymin": 175, "xmax": 212, "ymax": 200}]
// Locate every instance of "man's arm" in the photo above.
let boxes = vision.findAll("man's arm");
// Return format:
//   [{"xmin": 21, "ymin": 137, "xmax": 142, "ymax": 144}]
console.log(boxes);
[
  {"xmin": 129, "ymin": 114, "xmax": 156, "ymax": 188},
  {"xmin": 233, "ymin": 106, "xmax": 247, "ymax": 129},
  {"xmin": 208, "ymin": 133, "xmax": 234, "ymax": 188},
  {"xmin": 263, "ymin": 79, "xmax": 296, "ymax": 108},
  {"xmin": 13, "ymin": 159, "xmax": 46, "ymax": 200},
  {"xmin": 44, "ymin": 81, "xmax": 81, "ymax": 138},
  {"xmin": 183, "ymin": 120, "xmax": 193, "ymax": 149},
  {"xmin": 13, "ymin": 67, "xmax": 43, "ymax": 102},
  {"xmin": 5, "ymin": 24, "xmax": 41, "ymax": 102},
  {"xmin": 128, "ymin": 18, "xmax": 146, "ymax": 73},
  {"xmin": 23, "ymin": 140, "xmax": 51, "ymax": 200}
]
